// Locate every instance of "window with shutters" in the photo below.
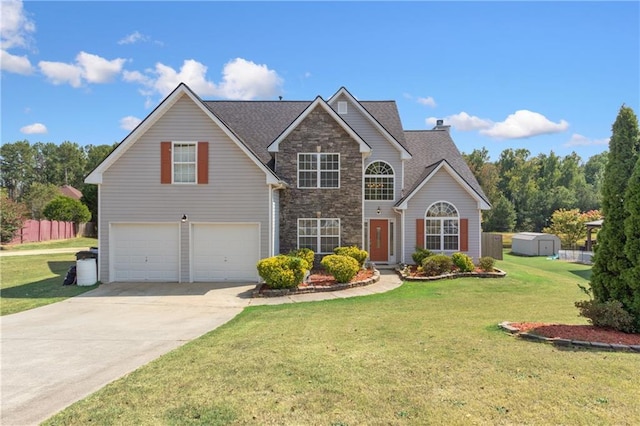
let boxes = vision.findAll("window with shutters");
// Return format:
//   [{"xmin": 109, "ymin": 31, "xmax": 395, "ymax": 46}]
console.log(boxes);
[
  {"xmin": 425, "ymin": 201, "xmax": 459, "ymax": 251},
  {"xmin": 173, "ymin": 143, "xmax": 196, "ymax": 183}
]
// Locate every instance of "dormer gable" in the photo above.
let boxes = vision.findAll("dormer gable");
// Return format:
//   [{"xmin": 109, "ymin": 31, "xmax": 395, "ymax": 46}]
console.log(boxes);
[
  {"xmin": 267, "ymin": 96, "xmax": 371, "ymax": 154},
  {"xmin": 327, "ymin": 87, "xmax": 412, "ymax": 160}
]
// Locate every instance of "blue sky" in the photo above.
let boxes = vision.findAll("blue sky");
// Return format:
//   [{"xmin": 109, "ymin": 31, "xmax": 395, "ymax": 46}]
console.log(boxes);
[{"xmin": 2, "ymin": 1, "xmax": 638, "ymax": 162}]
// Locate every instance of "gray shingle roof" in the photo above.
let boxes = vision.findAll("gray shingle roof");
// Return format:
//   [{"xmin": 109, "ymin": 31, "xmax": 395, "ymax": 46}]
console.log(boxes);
[
  {"xmin": 204, "ymin": 96, "xmax": 487, "ymax": 207},
  {"xmin": 402, "ymin": 130, "xmax": 490, "ymax": 206}
]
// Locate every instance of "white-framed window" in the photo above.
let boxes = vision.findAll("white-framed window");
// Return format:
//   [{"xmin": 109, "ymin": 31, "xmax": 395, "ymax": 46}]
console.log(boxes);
[
  {"xmin": 365, "ymin": 161, "xmax": 394, "ymax": 200},
  {"xmin": 173, "ymin": 142, "xmax": 196, "ymax": 183},
  {"xmin": 425, "ymin": 201, "xmax": 459, "ymax": 251},
  {"xmin": 298, "ymin": 218, "xmax": 340, "ymax": 253},
  {"xmin": 298, "ymin": 153, "xmax": 340, "ymax": 188}
]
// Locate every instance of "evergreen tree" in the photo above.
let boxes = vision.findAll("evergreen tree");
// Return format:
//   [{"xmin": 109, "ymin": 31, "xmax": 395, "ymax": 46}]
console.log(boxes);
[
  {"xmin": 591, "ymin": 105, "xmax": 640, "ymax": 312},
  {"xmin": 622, "ymin": 155, "xmax": 640, "ymax": 329}
]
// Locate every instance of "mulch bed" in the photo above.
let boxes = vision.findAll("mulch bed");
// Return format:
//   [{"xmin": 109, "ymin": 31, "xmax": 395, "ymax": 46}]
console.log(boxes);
[
  {"xmin": 253, "ymin": 269, "xmax": 378, "ymax": 297},
  {"xmin": 509, "ymin": 322, "xmax": 640, "ymax": 346}
]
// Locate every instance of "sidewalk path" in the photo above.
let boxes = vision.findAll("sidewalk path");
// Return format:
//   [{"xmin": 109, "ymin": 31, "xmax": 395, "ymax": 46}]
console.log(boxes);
[{"xmin": 0, "ymin": 247, "xmax": 90, "ymax": 257}]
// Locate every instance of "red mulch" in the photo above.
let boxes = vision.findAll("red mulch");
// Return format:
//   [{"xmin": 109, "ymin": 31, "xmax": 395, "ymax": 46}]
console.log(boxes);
[
  {"xmin": 510, "ymin": 322, "xmax": 640, "ymax": 346},
  {"xmin": 299, "ymin": 269, "xmax": 374, "ymax": 287}
]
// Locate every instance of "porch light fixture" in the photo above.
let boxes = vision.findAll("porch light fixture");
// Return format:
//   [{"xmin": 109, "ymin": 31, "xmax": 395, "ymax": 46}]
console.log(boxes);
[
  {"xmin": 376, "ymin": 206, "xmax": 381, "ymax": 215},
  {"xmin": 181, "ymin": 214, "xmax": 188, "ymax": 223}
]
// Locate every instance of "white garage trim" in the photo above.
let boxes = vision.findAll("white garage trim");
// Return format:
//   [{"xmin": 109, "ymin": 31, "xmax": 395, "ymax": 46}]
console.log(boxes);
[
  {"xmin": 190, "ymin": 222, "xmax": 261, "ymax": 282},
  {"xmin": 110, "ymin": 223, "xmax": 181, "ymax": 282}
]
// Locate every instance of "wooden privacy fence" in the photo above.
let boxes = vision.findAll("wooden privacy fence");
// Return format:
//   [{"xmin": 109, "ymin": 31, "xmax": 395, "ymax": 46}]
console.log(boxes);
[
  {"xmin": 9, "ymin": 220, "xmax": 94, "ymax": 244},
  {"xmin": 481, "ymin": 233, "xmax": 504, "ymax": 260}
]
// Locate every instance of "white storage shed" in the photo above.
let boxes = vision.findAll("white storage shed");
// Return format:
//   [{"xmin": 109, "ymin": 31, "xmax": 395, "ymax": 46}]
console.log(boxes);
[{"xmin": 511, "ymin": 232, "xmax": 561, "ymax": 256}]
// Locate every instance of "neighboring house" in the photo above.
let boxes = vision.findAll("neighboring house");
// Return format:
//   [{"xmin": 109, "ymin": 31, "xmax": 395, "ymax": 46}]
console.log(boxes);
[
  {"xmin": 86, "ymin": 84, "xmax": 490, "ymax": 283},
  {"xmin": 59, "ymin": 185, "xmax": 83, "ymax": 200}
]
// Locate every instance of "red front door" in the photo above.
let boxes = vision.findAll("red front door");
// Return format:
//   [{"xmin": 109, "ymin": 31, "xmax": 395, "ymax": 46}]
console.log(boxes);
[{"xmin": 369, "ymin": 219, "xmax": 389, "ymax": 262}]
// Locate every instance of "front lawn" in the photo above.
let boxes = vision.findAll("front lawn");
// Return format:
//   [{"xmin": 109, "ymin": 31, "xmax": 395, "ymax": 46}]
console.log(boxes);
[
  {"xmin": 44, "ymin": 253, "xmax": 639, "ymax": 425},
  {"xmin": 0, "ymin": 253, "xmax": 97, "ymax": 315}
]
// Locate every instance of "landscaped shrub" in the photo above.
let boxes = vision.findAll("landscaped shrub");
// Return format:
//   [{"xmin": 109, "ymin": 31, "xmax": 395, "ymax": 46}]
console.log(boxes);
[
  {"xmin": 478, "ymin": 256, "xmax": 496, "ymax": 272},
  {"xmin": 288, "ymin": 248, "xmax": 315, "ymax": 270},
  {"xmin": 333, "ymin": 246, "xmax": 368, "ymax": 268},
  {"xmin": 452, "ymin": 252, "xmax": 475, "ymax": 272},
  {"xmin": 412, "ymin": 248, "xmax": 433, "ymax": 265},
  {"xmin": 575, "ymin": 283, "xmax": 636, "ymax": 333},
  {"xmin": 256, "ymin": 255, "xmax": 307, "ymax": 289},
  {"xmin": 321, "ymin": 254, "xmax": 360, "ymax": 283},
  {"xmin": 575, "ymin": 299, "xmax": 635, "ymax": 333},
  {"xmin": 421, "ymin": 254, "xmax": 454, "ymax": 277}
]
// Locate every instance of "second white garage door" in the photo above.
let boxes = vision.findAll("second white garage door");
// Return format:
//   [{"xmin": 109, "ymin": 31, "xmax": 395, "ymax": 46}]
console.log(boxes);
[{"xmin": 192, "ymin": 223, "xmax": 260, "ymax": 282}]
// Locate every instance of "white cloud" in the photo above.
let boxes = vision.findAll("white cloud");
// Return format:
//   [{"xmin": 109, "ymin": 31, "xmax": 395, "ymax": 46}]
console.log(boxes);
[
  {"xmin": 39, "ymin": 51, "xmax": 125, "ymax": 87},
  {"xmin": 118, "ymin": 31, "xmax": 147, "ymax": 45},
  {"xmin": 1, "ymin": 48, "xmax": 33, "ymax": 74},
  {"xmin": 127, "ymin": 57, "xmax": 283, "ymax": 101},
  {"xmin": 120, "ymin": 115, "xmax": 142, "ymax": 131},
  {"xmin": 417, "ymin": 96, "xmax": 437, "ymax": 108},
  {"xmin": 38, "ymin": 60, "xmax": 83, "ymax": 87},
  {"xmin": 20, "ymin": 122, "xmax": 47, "ymax": 134},
  {"xmin": 564, "ymin": 133, "xmax": 609, "ymax": 147},
  {"xmin": 1, "ymin": 0, "xmax": 35, "ymax": 50},
  {"xmin": 217, "ymin": 58, "xmax": 283, "ymax": 99},
  {"xmin": 480, "ymin": 110, "xmax": 569, "ymax": 139},
  {"xmin": 426, "ymin": 112, "xmax": 492, "ymax": 131},
  {"xmin": 76, "ymin": 51, "xmax": 126, "ymax": 83},
  {"xmin": 0, "ymin": 0, "xmax": 36, "ymax": 74}
]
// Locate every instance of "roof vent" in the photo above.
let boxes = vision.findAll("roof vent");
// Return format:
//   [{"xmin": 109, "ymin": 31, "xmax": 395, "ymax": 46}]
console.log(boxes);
[{"xmin": 436, "ymin": 119, "xmax": 444, "ymax": 126}]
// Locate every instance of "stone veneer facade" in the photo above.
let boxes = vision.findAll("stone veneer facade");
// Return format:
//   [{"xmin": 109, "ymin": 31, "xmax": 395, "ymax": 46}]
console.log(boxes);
[{"xmin": 276, "ymin": 107, "xmax": 363, "ymax": 258}]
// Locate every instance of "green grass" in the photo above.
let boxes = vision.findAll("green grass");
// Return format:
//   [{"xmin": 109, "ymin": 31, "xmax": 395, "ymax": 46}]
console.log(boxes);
[
  {"xmin": 0, "ymin": 253, "xmax": 98, "ymax": 315},
  {"xmin": 0, "ymin": 237, "xmax": 97, "ymax": 251},
  {"xmin": 44, "ymin": 253, "xmax": 639, "ymax": 425}
]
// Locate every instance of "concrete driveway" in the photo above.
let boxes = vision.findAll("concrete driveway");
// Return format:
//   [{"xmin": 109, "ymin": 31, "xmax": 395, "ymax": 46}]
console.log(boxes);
[
  {"xmin": 1, "ymin": 272, "xmax": 402, "ymax": 425},
  {"xmin": 0, "ymin": 281, "xmax": 256, "ymax": 426}
]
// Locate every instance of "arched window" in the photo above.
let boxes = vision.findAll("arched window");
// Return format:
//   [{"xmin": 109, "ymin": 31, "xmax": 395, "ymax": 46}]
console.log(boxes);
[
  {"xmin": 425, "ymin": 201, "xmax": 459, "ymax": 251},
  {"xmin": 365, "ymin": 161, "xmax": 394, "ymax": 200}
]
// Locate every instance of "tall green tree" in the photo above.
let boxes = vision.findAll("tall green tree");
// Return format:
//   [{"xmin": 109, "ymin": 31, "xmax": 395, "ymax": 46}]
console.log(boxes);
[
  {"xmin": 591, "ymin": 105, "xmax": 640, "ymax": 314},
  {"xmin": 0, "ymin": 191, "xmax": 28, "ymax": 243},
  {"xmin": 0, "ymin": 141, "xmax": 37, "ymax": 200},
  {"xmin": 43, "ymin": 196, "xmax": 91, "ymax": 223},
  {"xmin": 622, "ymin": 155, "xmax": 640, "ymax": 329},
  {"xmin": 22, "ymin": 182, "xmax": 61, "ymax": 219},
  {"xmin": 482, "ymin": 194, "xmax": 516, "ymax": 232}
]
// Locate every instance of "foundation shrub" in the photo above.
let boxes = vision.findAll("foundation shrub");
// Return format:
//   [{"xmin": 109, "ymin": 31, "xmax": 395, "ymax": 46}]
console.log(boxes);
[
  {"xmin": 412, "ymin": 248, "xmax": 433, "ymax": 265},
  {"xmin": 421, "ymin": 254, "xmax": 454, "ymax": 277},
  {"xmin": 452, "ymin": 252, "xmax": 475, "ymax": 272},
  {"xmin": 478, "ymin": 256, "xmax": 496, "ymax": 272},
  {"xmin": 333, "ymin": 246, "xmax": 368, "ymax": 269},
  {"xmin": 288, "ymin": 248, "xmax": 315, "ymax": 270},
  {"xmin": 321, "ymin": 254, "xmax": 360, "ymax": 283},
  {"xmin": 257, "ymin": 255, "xmax": 306, "ymax": 289}
]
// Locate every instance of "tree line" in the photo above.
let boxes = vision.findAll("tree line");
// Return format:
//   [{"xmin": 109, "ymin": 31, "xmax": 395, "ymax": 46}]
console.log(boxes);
[
  {"xmin": 0, "ymin": 141, "xmax": 116, "ymax": 242},
  {"xmin": 462, "ymin": 147, "xmax": 607, "ymax": 232}
]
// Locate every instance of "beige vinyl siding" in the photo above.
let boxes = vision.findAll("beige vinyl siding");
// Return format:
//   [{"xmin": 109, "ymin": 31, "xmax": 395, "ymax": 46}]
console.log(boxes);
[
  {"xmin": 333, "ymin": 94, "xmax": 404, "ymax": 219},
  {"xmin": 99, "ymin": 94, "xmax": 271, "ymax": 282},
  {"xmin": 404, "ymin": 168, "xmax": 482, "ymax": 262},
  {"xmin": 332, "ymin": 95, "xmax": 404, "ymax": 259}
]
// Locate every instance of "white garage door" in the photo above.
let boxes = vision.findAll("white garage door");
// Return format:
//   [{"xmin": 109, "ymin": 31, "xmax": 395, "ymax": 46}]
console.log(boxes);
[
  {"xmin": 111, "ymin": 224, "xmax": 179, "ymax": 282},
  {"xmin": 192, "ymin": 223, "xmax": 259, "ymax": 282}
]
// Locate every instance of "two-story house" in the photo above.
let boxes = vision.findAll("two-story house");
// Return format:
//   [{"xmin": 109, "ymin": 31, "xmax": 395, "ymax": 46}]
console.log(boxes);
[{"xmin": 86, "ymin": 83, "xmax": 490, "ymax": 283}]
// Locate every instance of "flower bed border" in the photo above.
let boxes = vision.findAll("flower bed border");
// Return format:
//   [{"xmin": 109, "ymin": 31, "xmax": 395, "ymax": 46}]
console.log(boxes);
[
  {"xmin": 252, "ymin": 269, "xmax": 380, "ymax": 298},
  {"xmin": 397, "ymin": 267, "xmax": 506, "ymax": 281},
  {"xmin": 499, "ymin": 321, "xmax": 640, "ymax": 353}
]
